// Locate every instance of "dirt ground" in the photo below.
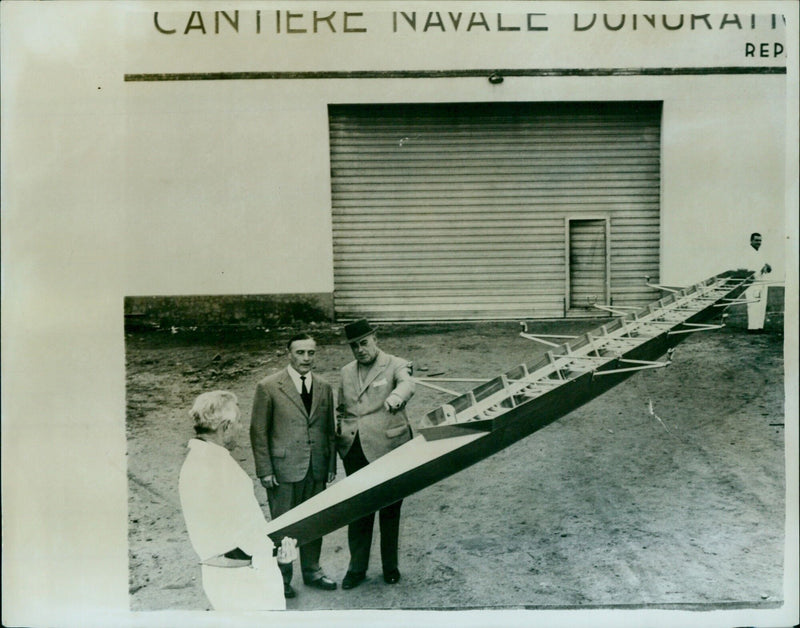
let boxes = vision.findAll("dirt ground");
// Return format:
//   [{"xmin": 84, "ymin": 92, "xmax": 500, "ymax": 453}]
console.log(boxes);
[{"xmin": 126, "ymin": 320, "xmax": 786, "ymax": 612}]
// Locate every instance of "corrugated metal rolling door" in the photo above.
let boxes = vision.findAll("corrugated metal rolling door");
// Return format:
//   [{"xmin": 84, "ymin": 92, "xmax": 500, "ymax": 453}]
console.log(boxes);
[{"xmin": 329, "ymin": 101, "xmax": 661, "ymax": 321}]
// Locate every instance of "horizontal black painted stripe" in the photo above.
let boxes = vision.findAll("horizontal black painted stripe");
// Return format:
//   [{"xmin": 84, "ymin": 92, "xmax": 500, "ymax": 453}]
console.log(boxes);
[{"xmin": 125, "ymin": 66, "xmax": 785, "ymax": 81}]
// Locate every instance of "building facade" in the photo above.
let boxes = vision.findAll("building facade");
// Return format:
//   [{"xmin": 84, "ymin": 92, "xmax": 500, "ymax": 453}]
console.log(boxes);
[{"xmin": 123, "ymin": 7, "xmax": 787, "ymax": 325}]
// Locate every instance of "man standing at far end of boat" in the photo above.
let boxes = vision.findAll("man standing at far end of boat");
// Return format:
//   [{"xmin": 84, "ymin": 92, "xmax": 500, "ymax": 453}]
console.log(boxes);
[
  {"xmin": 336, "ymin": 318, "xmax": 416, "ymax": 590},
  {"xmin": 250, "ymin": 332, "xmax": 338, "ymax": 599},
  {"xmin": 744, "ymin": 232, "xmax": 772, "ymax": 332}
]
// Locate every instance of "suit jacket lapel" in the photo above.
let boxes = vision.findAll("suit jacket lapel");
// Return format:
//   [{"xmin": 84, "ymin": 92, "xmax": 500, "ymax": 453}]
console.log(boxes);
[
  {"xmin": 278, "ymin": 368, "xmax": 307, "ymax": 416},
  {"xmin": 358, "ymin": 352, "xmax": 389, "ymax": 396},
  {"xmin": 344, "ymin": 363, "xmax": 360, "ymax": 401},
  {"xmin": 308, "ymin": 375, "xmax": 321, "ymax": 421}
]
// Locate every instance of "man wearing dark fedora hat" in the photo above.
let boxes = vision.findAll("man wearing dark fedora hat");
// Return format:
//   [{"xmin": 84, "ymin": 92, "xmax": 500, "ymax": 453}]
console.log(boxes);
[{"xmin": 336, "ymin": 319, "xmax": 416, "ymax": 589}]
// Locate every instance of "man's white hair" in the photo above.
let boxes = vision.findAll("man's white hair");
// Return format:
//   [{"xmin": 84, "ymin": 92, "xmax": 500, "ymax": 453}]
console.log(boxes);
[{"xmin": 189, "ymin": 390, "xmax": 240, "ymax": 433}]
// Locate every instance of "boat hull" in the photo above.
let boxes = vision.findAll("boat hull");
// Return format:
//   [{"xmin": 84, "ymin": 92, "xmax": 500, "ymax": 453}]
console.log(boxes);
[{"xmin": 264, "ymin": 272, "xmax": 751, "ymax": 545}]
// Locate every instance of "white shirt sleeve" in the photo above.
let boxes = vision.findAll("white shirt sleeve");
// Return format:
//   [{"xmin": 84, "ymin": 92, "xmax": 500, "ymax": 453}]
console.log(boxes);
[{"xmin": 747, "ymin": 246, "xmax": 769, "ymax": 277}]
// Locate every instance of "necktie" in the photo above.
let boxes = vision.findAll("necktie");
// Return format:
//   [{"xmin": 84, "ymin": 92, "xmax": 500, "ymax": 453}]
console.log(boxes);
[{"xmin": 300, "ymin": 375, "xmax": 312, "ymax": 413}]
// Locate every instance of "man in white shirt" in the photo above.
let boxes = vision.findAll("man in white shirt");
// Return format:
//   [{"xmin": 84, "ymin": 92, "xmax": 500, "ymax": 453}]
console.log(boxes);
[
  {"xmin": 744, "ymin": 232, "xmax": 772, "ymax": 331},
  {"xmin": 179, "ymin": 390, "xmax": 297, "ymax": 611}
]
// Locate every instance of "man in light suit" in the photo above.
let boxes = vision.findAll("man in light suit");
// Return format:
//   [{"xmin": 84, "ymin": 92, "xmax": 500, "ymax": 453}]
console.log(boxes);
[
  {"xmin": 250, "ymin": 332, "xmax": 338, "ymax": 598},
  {"xmin": 336, "ymin": 319, "xmax": 416, "ymax": 589}
]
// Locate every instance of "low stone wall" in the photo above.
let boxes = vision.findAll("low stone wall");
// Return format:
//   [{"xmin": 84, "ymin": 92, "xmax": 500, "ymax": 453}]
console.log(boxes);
[
  {"xmin": 124, "ymin": 287, "xmax": 785, "ymax": 332},
  {"xmin": 124, "ymin": 293, "xmax": 334, "ymax": 331}
]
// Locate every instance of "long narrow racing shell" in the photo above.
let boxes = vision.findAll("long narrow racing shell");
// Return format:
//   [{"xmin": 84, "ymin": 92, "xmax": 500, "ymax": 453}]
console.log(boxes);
[{"xmin": 264, "ymin": 270, "xmax": 753, "ymax": 545}]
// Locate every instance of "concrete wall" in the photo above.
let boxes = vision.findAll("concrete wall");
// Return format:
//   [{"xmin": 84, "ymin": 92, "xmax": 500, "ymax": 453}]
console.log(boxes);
[{"xmin": 120, "ymin": 72, "xmax": 786, "ymax": 326}]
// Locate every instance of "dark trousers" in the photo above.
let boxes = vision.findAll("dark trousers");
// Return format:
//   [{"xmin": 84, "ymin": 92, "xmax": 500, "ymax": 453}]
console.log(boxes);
[
  {"xmin": 267, "ymin": 468, "xmax": 326, "ymax": 584},
  {"xmin": 342, "ymin": 433, "xmax": 403, "ymax": 575}
]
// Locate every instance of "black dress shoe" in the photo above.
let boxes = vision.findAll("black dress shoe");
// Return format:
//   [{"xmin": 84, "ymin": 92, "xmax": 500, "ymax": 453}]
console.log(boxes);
[
  {"xmin": 383, "ymin": 569, "xmax": 401, "ymax": 584},
  {"xmin": 341, "ymin": 571, "xmax": 366, "ymax": 589},
  {"xmin": 283, "ymin": 584, "xmax": 296, "ymax": 598},
  {"xmin": 305, "ymin": 575, "xmax": 337, "ymax": 590}
]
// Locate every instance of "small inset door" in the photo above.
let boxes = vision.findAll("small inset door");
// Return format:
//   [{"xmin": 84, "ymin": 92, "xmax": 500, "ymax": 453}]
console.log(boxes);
[{"xmin": 567, "ymin": 218, "xmax": 610, "ymax": 311}]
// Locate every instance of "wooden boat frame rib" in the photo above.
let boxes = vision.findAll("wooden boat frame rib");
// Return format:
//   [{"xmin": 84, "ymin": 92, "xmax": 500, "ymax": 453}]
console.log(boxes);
[{"xmin": 264, "ymin": 270, "xmax": 753, "ymax": 546}]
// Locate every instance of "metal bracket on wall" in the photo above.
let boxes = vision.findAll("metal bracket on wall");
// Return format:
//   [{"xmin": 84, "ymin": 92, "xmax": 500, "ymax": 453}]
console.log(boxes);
[
  {"xmin": 644, "ymin": 275, "xmax": 682, "ymax": 293},
  {"xmin": 519, "ymin": 322, "xmax": 577, "ymax": 347}
]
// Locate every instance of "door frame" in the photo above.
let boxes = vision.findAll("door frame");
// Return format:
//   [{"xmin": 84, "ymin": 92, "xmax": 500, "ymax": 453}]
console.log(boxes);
[{"xmin": 564, "ymin": 215, "xmax": 611, "ymax": 313}]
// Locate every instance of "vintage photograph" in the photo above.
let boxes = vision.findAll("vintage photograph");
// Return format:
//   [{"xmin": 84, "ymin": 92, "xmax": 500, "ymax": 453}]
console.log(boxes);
[
  {"xmin": 2, "ymin": 2, "xmax": 797, "ymax": 627},
  {"xmin": 122, "ymin": 2, "xmax": 790, "ymax": 616}
]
